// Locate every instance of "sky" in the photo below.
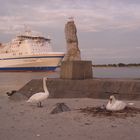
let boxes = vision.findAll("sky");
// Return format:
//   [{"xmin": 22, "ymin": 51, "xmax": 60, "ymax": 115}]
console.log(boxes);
[{"xmin": 0, "ymin": 0, "xmax": 140, "ymax": 64}]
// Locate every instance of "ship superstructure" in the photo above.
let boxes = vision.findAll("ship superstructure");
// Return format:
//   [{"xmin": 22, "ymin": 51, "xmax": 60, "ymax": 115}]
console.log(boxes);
[{"xmin": 0, "ymin": 30, "xmax": 65, "ymax": 71}]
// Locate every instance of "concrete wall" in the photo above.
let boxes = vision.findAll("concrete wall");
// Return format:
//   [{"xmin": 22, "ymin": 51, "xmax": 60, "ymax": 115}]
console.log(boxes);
[
  {"xmin": 13, "ymin": 78, "xmax": 140, "ymax": 100},
  {"xmin": 60, "ymin": 61, "xmax": 93, "ymax": 79}
]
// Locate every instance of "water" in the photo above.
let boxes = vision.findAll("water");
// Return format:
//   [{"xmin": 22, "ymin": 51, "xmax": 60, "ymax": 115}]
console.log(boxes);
[
  {"xmin": 93, "ymin": 67, "xmax": 140, "ymax": 79},
  {"xmin": 0, "ymin": 71, "xmax": 60, "ymax": 90},
  {"xmin": 0, "ymin": 67, "xmax": 140, "ymax": 91}
]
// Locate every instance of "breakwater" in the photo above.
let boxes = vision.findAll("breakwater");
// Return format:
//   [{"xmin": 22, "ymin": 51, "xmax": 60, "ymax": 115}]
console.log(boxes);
[{"xmin": 12, "ymin": 78, "xmax": 140, "ymax": 100}]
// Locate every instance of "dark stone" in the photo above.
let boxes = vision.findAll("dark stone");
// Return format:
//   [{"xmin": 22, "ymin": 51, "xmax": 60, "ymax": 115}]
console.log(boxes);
[
  {"xmin": 50, "ymin": 103, "xmax": 71, "ymax": 114},
  {"xmin": 6, "ymin": 90, "xmax": 17, "ymax": 97}
]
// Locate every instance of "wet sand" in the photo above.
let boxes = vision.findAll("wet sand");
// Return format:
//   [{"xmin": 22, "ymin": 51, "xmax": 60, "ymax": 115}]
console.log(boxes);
[{"xmin": 0, "ymin": 88, "xmax": 140, "ymax": 140}]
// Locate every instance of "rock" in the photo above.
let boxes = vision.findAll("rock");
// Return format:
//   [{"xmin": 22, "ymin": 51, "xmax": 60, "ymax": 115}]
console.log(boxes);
[
  {"xmin": 6, "ymin": 90, "xmax": 17, "ymax": 97},
  {"xmin": 64, "ymin": 18, "xmax": 81, "ymax": 61},
  {"xmin": 50, "ymin": 103, "xmax": 71, "ymax": 114}
]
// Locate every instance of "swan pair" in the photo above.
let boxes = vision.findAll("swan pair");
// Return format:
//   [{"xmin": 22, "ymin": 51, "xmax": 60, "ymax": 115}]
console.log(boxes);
[
  {"xmin": 27, "ymin": 77, "xmax": 49, "ymax": 107},
  {"xmin": 106, "ymin": 95, "xmax": 127, "ymax": 111}
]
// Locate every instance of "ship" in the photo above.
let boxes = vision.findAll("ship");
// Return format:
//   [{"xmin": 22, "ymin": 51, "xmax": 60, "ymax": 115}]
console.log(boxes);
[{"xmin": 0, "ymin": 30, "xmax": 65, "ymax": 71}]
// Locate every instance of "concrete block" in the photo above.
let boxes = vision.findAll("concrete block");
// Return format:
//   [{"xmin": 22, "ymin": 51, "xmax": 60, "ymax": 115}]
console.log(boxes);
[
  {"xmin": 60, "ymin": 61, "xmax": 93, "ymax": 79},
  {"xmin": 13, "ymin": 78, "xmax": 140, "ymax": 100}
]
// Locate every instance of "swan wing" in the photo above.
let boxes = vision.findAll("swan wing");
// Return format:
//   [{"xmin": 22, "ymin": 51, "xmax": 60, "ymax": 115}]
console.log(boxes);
[
  {"xmin": 106, "ymin": 102, "xmax": 112, "ymax": 110},
  {"xmin": 115, "ymin": 100, "xmax": 126, "ymax": 110},
  {"xmin": 27, "ymin": 92, "xmax": 49, "ymax": 103},
  {"xmin": 106, "ymin": 100, "xmax": 126, "ymax": 111}
]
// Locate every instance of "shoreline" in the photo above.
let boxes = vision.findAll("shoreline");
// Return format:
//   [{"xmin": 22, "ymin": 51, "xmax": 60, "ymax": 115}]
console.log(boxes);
[
  {"xmin": 0, "ymin": 76, "xmax": 140, "ymax": 140},
  {"xmin": 0, "ymin": 92, "xmax": 140, "ymax": 140}
]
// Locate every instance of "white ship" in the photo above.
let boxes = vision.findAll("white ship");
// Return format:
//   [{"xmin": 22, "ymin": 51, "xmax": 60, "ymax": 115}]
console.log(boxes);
[{"xmin": 0, "ymin": 30, "xmax": 65, "ymax": 71}]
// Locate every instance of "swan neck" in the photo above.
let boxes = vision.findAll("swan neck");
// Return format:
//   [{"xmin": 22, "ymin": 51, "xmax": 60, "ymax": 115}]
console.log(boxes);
[
  {"xmin": 110, "ymin": 98, "xmax": 115, "ymax": 104},
  {"xmin": 43, "ymin": 78, "xmax": 48, "ymax": 93}
]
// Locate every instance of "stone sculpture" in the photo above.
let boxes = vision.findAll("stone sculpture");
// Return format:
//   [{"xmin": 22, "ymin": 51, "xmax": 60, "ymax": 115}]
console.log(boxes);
[{"xmin": 64, "ymin": 18, "xmax": 81, "ymax": 61}]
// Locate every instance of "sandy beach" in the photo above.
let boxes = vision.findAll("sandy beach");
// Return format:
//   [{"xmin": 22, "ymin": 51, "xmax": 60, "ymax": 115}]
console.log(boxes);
[{"xmin": 0, "ymin": 87, "xmax": 140, "ymax": 140}]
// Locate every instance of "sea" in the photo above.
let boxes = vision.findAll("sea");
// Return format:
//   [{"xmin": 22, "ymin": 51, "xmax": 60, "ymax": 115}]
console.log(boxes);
[{"xmin": 0, "ymin": 67, "xmax": 140, "ymax": 91}]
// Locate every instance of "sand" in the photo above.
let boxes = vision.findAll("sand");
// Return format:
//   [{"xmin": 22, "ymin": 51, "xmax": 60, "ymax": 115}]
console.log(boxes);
[{"xmin": 0, "ymin": 88, "xmax": 140, "ymax": 140}]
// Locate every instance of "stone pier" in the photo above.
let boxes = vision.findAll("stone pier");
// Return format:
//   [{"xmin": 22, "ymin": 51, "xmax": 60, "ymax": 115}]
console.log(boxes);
[{"xmin": 11, "ymin": 78, "xmax": 140, "ymax": 101}]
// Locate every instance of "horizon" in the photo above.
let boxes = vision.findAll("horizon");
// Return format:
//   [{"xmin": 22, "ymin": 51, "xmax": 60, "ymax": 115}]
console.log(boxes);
[{"xmin": 0, "ymin": 0, "xmax": 140, "ymax": 64}]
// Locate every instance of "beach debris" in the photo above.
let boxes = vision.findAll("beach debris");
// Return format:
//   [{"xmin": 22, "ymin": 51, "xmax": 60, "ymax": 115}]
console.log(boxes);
[
  {"xmin": 6, "ymin": 90, "xmax": 17, "ymax": 97},
  {"xmin": 36, "ymin": 134, "xmax": 40, "ymax": 137},
  {"xmin": 79, "ymin": 106, "xmax": 140, "ymax": 118},
  {"xmin": 50, "ymin": 103, "xmax": 71, "ymax": 114},
  {"xmin": 128, "ymin": 102, "xmax": 134, "ymax": 106}
]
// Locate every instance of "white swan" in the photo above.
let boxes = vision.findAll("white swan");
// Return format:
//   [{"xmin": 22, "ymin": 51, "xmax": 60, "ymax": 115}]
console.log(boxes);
[
  {"xmin": 106, "ymin": 95, "xmax": 126, "ymax": 111},
  {"xmin": 27, "ymin": 77, "xmax": 49, "ymax": 107}
]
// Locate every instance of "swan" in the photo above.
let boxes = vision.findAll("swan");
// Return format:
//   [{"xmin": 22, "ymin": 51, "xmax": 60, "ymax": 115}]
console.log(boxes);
[
  {"xmin": 27, "ymin": 77, "xmax": 49, "ymax": 107},
  {"xmin": 106, "ymin": 95, "xmax": 126, "ymax": 111}
]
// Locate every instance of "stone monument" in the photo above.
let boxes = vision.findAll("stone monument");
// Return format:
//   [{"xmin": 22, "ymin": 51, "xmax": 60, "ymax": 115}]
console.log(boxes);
[
  {"xmin": 60, "ymin": 18, "xmax": 93, "ymax": 80},
  {"xmin": 64, "ymin": 17, "xmax": 81, "ymax": 61}
]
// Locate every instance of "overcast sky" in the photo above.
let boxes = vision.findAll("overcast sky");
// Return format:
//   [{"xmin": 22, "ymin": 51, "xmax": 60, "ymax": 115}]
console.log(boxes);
[{"xmin": 0, "ymin": 0, "xmax": 140, "ymax": 64}]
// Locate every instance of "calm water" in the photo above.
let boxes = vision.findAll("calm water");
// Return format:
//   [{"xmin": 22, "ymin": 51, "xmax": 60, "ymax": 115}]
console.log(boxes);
[
  {"xmin": 0, "ymin": 67, "xmax": 140, "ymax": 90},
  {"xmin": 0, "ymin": 71, "xmax": 60, "ymax": 90},
  {"xmin": 93, "ymin": 67, "xmax": 140, "ymax": 78}
]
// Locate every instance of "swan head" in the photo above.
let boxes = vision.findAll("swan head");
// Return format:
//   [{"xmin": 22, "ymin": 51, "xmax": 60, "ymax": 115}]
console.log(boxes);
[
  {"xmin": 43, "ymin": 77, "xmax": 48, "ymax": 80},
  {"xmin": 109, "ymin": 95, "xmax": 116, "ymax": 104}
]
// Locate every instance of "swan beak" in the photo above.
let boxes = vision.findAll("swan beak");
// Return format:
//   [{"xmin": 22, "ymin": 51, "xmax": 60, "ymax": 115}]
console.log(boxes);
[{"xmin": 109, "ymin": 98, "xmax": 112, "ymax": 103}]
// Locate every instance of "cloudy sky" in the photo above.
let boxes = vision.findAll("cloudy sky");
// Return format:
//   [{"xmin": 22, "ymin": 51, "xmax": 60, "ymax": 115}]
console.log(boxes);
[{"xmin": 0, "ymin": 0, "xmax": 140, "ymax": 64}]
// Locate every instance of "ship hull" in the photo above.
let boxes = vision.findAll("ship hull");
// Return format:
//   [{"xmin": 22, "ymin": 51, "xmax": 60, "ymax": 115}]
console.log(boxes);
[
  {"xmin": 0, "ymin": 53, "xmax": 64, "ymax": 72},
  {"xmin": 0, "ymin": 66, "xmax": 57, "ymax": 71}
]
